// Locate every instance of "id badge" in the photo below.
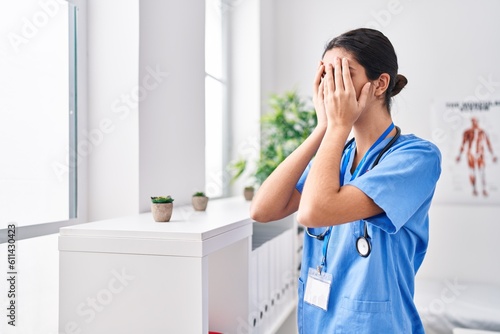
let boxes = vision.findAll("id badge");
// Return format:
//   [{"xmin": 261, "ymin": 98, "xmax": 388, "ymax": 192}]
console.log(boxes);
[{"xmin": 304, "ymin": 267, "xmax": 332, "ymax": 311}]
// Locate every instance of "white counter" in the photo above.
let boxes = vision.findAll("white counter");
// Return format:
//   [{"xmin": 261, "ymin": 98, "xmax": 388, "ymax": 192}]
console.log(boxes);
[
  {"xmin": 59, "ymin": 197, "xmax": 253, "ymax": 334},
  {"xmin": 59, "ymin": 197, "xmax": 253, "ymax": 257}
]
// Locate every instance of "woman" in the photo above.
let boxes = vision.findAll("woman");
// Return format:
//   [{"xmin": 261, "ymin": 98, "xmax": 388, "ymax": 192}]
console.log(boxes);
[{"xmin": 250, "ymin": 28, "xmax": 441, "ymax": 333}]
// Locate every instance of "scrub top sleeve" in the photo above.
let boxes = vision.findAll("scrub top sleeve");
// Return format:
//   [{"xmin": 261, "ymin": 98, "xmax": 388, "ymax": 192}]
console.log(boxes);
[
  {"xmin": 348, "ymin": 140, "xmax": 441, "ymax": 233},
  {"xmin": 296, "ymin": 161, "xmax": 313, "ymax": 194}
]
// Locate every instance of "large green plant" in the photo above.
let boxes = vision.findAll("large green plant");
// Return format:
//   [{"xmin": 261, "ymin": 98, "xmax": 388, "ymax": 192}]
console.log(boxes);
[{"xmin": 229, "ymin": 91, "xmax": 317, "ymax": 186}]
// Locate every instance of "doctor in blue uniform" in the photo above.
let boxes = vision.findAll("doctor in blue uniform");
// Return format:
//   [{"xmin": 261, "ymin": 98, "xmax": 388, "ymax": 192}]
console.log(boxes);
[{"xmin": 250, "ymin": 28, "xmax": 441, "ymax": 333}]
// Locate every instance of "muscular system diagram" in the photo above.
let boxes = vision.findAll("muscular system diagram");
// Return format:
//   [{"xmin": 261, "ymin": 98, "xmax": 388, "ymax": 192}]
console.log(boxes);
[{"xmin": 456, "ymin": 117, "xmax": 498, "ymax": 197}]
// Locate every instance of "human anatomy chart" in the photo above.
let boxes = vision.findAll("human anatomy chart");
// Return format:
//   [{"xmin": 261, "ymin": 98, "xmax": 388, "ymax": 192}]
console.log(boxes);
[{"xmin": 432, "ymin": 98, "xmax": 499, "ymax": 204}]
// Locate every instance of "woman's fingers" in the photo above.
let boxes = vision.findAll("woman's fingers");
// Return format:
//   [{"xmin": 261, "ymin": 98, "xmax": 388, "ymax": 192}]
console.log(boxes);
[
  {"xmin": 357, "ymin": 81, "xmax": 372, "ymax": 111},
  {"xmin": 312, "ymin": 61, "xmax": 328, "ymax": 127},
  {"xmin": 313, "ymin": 61, "xmax": 324, "ymax": 94},
  {"xmin": 318, "ymin": 79, "xmax": 324, "ymax": 98},
  {"xmin": 324, "ymin": 63, "xmax": 334, "ymax": 97},
  {"xmin": 334, "ymin": 57, "xmax": 344, "ymax": 91},
  {"xmin": 341, "ymin": 58, "xmax": 354, "ymax": 95}
]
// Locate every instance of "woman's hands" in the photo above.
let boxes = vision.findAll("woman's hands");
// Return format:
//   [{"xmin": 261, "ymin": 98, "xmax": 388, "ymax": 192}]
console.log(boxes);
[
  {"xmin": 321, "ymin": 57, "xmax": 371, "ymax": 129},
  {"xmin": 312, "ymin": 61, "xmax": 327, "ymax": 129},
  {"xmin": 299, "ymin": 58, "xmax": 380, "ymax": 228}
]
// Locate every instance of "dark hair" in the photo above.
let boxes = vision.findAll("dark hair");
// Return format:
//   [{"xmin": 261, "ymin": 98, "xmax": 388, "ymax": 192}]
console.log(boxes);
[{"xmin": 323, "ymin": 28, "xmax": 407, "ymax": 112}]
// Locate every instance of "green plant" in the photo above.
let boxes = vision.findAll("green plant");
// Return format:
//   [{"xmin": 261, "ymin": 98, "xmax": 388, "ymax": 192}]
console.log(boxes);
[
  {"xmin": 229, "ymin": 90, "xmax": 317, "ymax": 186},
  {"xmin": 193, "ymin": 191, "xmax": 207, "ymax": 197},
  {"xmin": 151, "ymin": 196, "xmax": 174, "ymax": 204},
  {"xmin": 228, "ymin": 159, "xmax": 248, "ymax": 183}
]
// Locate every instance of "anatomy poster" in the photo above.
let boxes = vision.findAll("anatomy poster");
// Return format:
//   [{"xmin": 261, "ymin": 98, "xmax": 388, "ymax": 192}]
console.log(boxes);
[{"xmin": 431, "ymin": 98, "xmax": 500, "ymax": 204}]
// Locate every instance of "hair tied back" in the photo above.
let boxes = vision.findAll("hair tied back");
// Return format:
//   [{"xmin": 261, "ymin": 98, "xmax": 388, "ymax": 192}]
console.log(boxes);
[{"xmin": 391, "ymin": 74, "xmax": 408, "ymax": 97}]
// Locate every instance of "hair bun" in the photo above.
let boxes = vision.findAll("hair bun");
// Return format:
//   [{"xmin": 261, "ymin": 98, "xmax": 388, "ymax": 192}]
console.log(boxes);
[{"xmin": 391, "ymin": 74, "xmax": 408, "ymax": 97}]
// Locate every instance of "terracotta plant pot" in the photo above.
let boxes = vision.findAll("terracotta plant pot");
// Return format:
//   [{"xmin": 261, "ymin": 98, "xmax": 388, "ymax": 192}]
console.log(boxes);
[
  {"xmin": 192, "ymin": 196, "xmax": 209, "ymax": 211},
  {"xmin": 151, "ymin": 203, "xmax": 173, "ymax": 222},
  {"xmin": 244, "ymin": 187, "xmax": 255, "ymax": 201}
]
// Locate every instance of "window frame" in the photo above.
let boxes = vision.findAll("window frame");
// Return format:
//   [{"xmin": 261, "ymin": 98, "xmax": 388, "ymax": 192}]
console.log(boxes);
[
  {"xmin": 204, "ymin": 0, "xmax": 230, "ymax": 198},
  {"xmin": 0, "ymin": 0, "xmax": 87, "ymax": 243}
]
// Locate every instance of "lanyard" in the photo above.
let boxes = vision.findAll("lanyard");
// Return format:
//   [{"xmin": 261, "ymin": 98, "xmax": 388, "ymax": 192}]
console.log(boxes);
[
  {"xmin": 318, "ymin": 123, "xmax": 395, "ymax": 273},
  {"xmin": 318, "ymin": 228, "xmax": 331, "ymax": 273},
  {"xmin": 340, "ymin": 122, "xmax": 395, "ymax": 182}
]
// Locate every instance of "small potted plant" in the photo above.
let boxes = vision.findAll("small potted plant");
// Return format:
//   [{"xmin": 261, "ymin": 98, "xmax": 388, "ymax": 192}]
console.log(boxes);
[
  {"xmin": 243, "ymin": 186, "xmax": 255, "ymax": 201},
  {"xmin": 228, "ymin": 159, "xmax": 257, "ymax": 201},
  {"xmin": 192, "ymin": 191, "xmax": 209, "ymax": 211},
  {"xmin": 151, "ymin": 196, "xmax": 174, "ymax": 222}
]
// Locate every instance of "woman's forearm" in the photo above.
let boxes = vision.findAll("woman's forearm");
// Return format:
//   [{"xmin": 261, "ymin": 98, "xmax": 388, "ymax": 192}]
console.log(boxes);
[
  {"xmin": 250, "ymin": 125, "xmax": 326, "ymax": 222},
  {"xmin": 298, "ymin": 125, "xmax": 351, "ymax": 226}
]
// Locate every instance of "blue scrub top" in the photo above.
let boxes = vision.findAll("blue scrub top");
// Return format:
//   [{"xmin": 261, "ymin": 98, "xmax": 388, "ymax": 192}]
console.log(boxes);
[{"xmin": 295, "ymin": 133, "xmax": 441, "ymax": 334}]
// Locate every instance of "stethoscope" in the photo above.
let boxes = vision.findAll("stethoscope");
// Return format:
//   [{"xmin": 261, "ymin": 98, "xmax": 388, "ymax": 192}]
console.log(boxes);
[{"xmin": 305, "ymin": 125, "xmax": 401, "ymax": 258}]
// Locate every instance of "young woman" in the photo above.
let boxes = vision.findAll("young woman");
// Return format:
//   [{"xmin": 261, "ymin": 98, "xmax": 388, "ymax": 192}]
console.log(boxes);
[{"xmin": 250, "ymin": 28, "xmax": 441, "ymax": 333}]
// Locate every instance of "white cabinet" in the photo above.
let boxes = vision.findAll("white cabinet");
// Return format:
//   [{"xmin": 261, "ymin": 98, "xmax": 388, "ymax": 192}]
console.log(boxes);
[
  {"xmin": 249, "ymin": 220, "xmax": 298, "ymax": 334},
  {"xmin": 59, "ymin": 197, "xmax": 297, "ymax": 334}
]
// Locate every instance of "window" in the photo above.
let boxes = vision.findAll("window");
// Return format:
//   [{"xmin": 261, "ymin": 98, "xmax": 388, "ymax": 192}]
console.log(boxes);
[
  {"xmin": 0, "ymin": 0, "xmax": 85, "ymax": 241},
  {"xmin": 205, "ymin": 0, "xmax": 228, "ymax": 198}
]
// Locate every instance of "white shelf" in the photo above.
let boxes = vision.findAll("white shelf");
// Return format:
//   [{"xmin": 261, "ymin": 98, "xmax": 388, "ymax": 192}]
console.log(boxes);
[
  {"xmin": 58, "ymin": 197, "xmax": 297, "ymax": 334},
  {"xmin": 60, "ymin": 198, "xmax": 253, "ymax": 258},
  {"xmin": 60, "ymin": 197, "xmax": 253, "ymax": 241}
]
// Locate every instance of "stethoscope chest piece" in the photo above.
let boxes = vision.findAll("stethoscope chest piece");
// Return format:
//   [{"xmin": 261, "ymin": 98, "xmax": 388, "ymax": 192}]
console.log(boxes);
[
  {"xmin": 356, "ymin": 236, "xmax": 371, "ymax": 257},
  {"xmin": 356, "ymin": 221, "xmax": 371, "ymax": 257}
]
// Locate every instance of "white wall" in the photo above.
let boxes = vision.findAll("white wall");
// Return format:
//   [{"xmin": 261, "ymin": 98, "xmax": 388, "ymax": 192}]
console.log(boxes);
[
  {"xmin": 259, "ymin": 0, "xmax": 275, "ymax": 112},
  {"xmin": 87, "ymin": 0, "xmax": 139, "ymax": 221},
  {"xmin": 86, "ymin": 0, "xmax": 206, "ymax": 218},
  {"xmin": 227, "ymin": 0, "xmax": 262, "ymax": 195},
  {"xmin": 264, "ymin": 0, "xmax": 500, "ymax": 285},
  {"xmin": 0, "ymin": 235, "xmax": 59, "ymax": 334},
  {"xmin": 138, "ymin": 0, "xmax": 205, "ymax": 212}
]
